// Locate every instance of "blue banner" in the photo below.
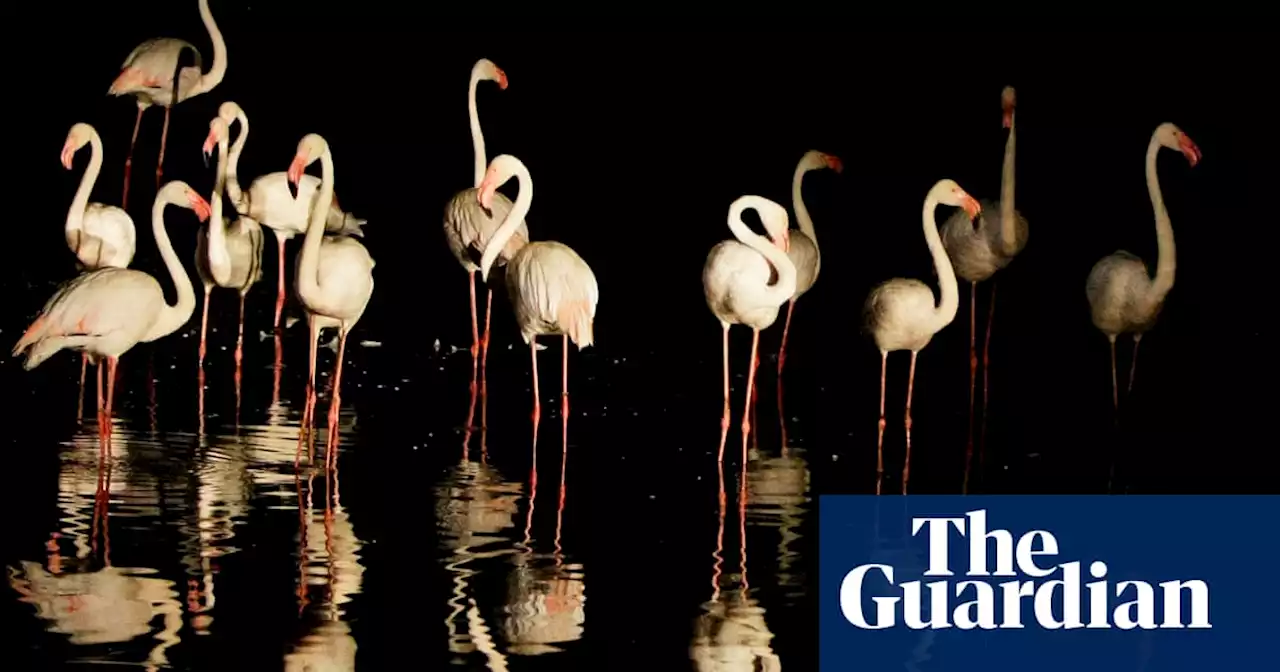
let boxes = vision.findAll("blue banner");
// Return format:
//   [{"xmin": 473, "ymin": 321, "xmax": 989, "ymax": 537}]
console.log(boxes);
[{"xmin": 819, "ymin": 496, "xmax": 1279, "ymax": 671}]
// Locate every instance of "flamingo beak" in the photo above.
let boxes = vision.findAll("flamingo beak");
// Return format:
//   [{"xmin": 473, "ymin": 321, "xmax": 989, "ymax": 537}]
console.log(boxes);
[
  {"xmin": 1002, "ymin": 108, "xmax": 1013, "ymax": 129},
  {"xmin": 477, "ymin": 181, "xmax": 496, "ymax": 211},
  {"xmin": 826, "ymin": 155, "xmax": 844, "ymax": 173},
  {"xmin": 60, "ymin": 145, "xmax": 74, "ymax": 170},
  {"xmin": 1178, "ymin": 134, "xmax": 1202, "ymax": 167},
  {"xmin": 202, "ymin": 133, "xmax": 216, "ymax": 168},
  {"xmin": 961, "ymin": 195, "xmax": 982, "ymax": 220},
  {"xmin": 496, "ymin": 69, "xmax": 508, "ymax": 90},
  {"xmin": 780, "ymin": 229, "xmax": 791, "ymax": 253},
  {"xmin": 287, "ymin": 156, "xmax": 305, "ymax": 200},
  {"xmin": 191, "ymin": 193, "xmax": 212, "ymax": 222}
]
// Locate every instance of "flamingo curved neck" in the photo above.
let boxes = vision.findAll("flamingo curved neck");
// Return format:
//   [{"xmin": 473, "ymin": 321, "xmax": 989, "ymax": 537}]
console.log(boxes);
[
  {"xmin": 193, "ymin": 0, "xmax": 226, "ymax": 97},
  {"xmin": 923, "ymin": 193, "xmax": 959, "ymax": 331},
  {"xmin": 207, "ymin": 133, "xmax": 232, "ymax": 284},
  {"xmin": 224, "ymin": 109, "xmax": 249, "ymax": 213},
  {"xmin": 791, "ymin": 164, "xmax": 818, "ymax": 247},
  {"xmin": 998, "ymin": 111, "xmax": 1017, "ymax": 254},
  {"xmin": 467, "ymin": 74, "xmax": 487, "ymax": 187},
  {"xmin": 479, "ymin": 162, "xmax": 532, "ymax": 279},
  {"xmin": 1145, "ymin": 133, "xmax": 1176, "ymax": 305},
  {"xmin": 296, "ymin": 147, "xmax": 336, "ymax": 304},
  {"xmin": 143, "ymin": 194, "xmax": 197, "ymax": 342},
  {"xmin": 728, "ymin": 198, "xmax": 797, "ymax": 305},
  {"xmin": 65, "ymin": 132, "xmax": 103, "ymax": 238}
]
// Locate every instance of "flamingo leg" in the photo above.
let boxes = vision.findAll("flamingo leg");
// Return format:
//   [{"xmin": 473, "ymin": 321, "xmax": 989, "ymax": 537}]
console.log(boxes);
[
  {"xmin": 530, "ymin": 337, "xmax": 541, "ymax": 429},
  {"xmin": 104, "ymin": 357, "xmax": 119, "ymax": 449},
  {"xmin": 273, "ymin": 230, "xmax": 288, "ymax": 330},
  {"xmin": 468, "ymin": 271, "xmax": 480, "ymax": 360},
  {"xmin": 1127, "ymin": 334, "xmax": 1142, "ymax": 397},
  {"xmin": 978, "ymin": 280, "xmax": 997, "ymax": 472},
  {"xmin": 777, "ymin": 298, "xmax": 796, "ymax": 376},
  {"xmin": 1108, "ymin": 335, "xmax": 1119, "ymax": 417},
  {"xmin": 298, "ymin": 316, "xmax": 320, "ymax": 465},
  {"xmin": 198, "ymin": 285, "xmax": 212, "ymax": 367},
  {"xmin": 155, "ymin": 106, "xmax": 171, "ymax": 189},
  {"xmin": 740, "ymin": 329, "xmax": 760, "ymax": 463},
  {"xmin": 122, "ymin": 105, "xmax": 145, "ymax": 210},
  {"xmin": 96, "ymin": 363, "xmax": 105, "ymax": 436},
  {"xmin": 876, "ymin": 350, "xmax": 887, "ymax": 495},
  {"xmin": 561, "ymin": 334, "xmax": 570, "ymax": 421},
  {"xmin": 481, "ymin": 288, "xmax": 493, "ymax": 371},
  {"xmin": 718, "ymin": 324, "xmax": 730, "ymax": 462},
  {"xmin": 78, "ymin": 355, "xmax": 88, "ymax": 422},
  {"xmin": 326, "ymin": 331, "xmax": 348, "ymax": 470},
  {"xmin": 964, "ymin": 281, "xmax": 977, "ymax": 494},
  {"xmin": 902, "ymin": 351, "xmax": 918, "ymax": 495}
]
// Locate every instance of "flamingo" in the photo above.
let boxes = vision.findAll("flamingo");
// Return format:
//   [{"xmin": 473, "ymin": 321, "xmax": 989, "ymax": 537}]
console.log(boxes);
[
  {"xmin": 476, "ymin": 155, "xmax": 596, "ymax": 429},
  {"xmin": 940, "ymin": 86, "xmax": 1028, "ymax": 483},
  {"xmin": 1086, "ymin": 122, "xmax": 1200, "ymax": 414},
  {"xmin": 214, "ymin": 101, "xmax": 367, "ymax": 330},
  {"xmin": 61, "ymin": 122, "xmax": 139, "ymax": 402},
  {"xmin": 777, "ymin": 150, "xmax": 842, "ymax": 376},
  {"xmin": 108, "ymin": 0, "xmax": 226, "ymax": 210},
  {"xmin": 286, "ymin": 134, "xmax": 375, "ymax": 464},
  {"xmin": 12, "ymin": 181, "xmax": 211, "ymax": 435},
  {"xmin": 443, "ymin": 59, "xmax": 528, "ymax": 369},
  {"xmin": 195, "ymin": 115, "xmax": 264, "ymax": 370},
  {"xmin": 863, "ymin": 179, "xmax": 980, "ymax": 495},
  {"xmin": 703, "ymin": 196, "xmax": 797, "ymax": 462}
]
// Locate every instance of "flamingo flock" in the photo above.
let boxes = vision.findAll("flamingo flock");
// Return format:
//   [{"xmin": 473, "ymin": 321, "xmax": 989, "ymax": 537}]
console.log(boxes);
[{"xmin": 12, "ymin": 2, "xmax": 1203, "ymax": 500}]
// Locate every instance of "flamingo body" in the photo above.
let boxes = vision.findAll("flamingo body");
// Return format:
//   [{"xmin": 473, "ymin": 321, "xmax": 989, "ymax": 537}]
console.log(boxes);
[
  {"xmin": 242, "ymin": 172, "xmax": 367, "ymax": 240},
  {"xmin": 703, "ymin": 240, "xmax": 787, "ymax": 331},
  {"xmin": 505, "ymin": 241, "xmax": 597, "ymax": 347},
  {"xmin": 863, "ymin": 278, "xmax": 946, "ymax": 353},
  {"xmin": 939, "ymin": 199, "xmax": 1028, "ymax": 282},
  {"xmin": 444, "ymin": 188, "xmax": 528, "ymax": 272},
  {"xmin": 110, "ymin": 38, "xmax": 206, "ymax": 107},
  {"xmin": 784, "ymin": 229, "xmax": 820, "ymax": 300},
  {"xmin": 1085, "ymin": 251, "xmax": 1161, "ymax": 337},
  {"xmin": 295, "ymin": 236, "xmax": 376, "ymax": 333},
  {"xmin": 196, "ymin": 217, "xmax": 265, "ymax": 292},
  {"xmin": 71, "ymin": 205, "xmax": 136, "ymax": 271}
]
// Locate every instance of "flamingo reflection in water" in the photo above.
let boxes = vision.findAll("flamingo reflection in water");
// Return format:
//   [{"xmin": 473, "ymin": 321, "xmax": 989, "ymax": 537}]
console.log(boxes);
[
  {"xmin": 7, "ymin": 425, "xmax": 183, "ymax": 671},
  {"xmin": 751, "ymin": 386, "xmax": 812, "ymax": 605},
  {"xmin": 691, "ymin": 440, "xmax": 782, "ymax": 670},
  {"xmin": 499, "ymin": 394, "xmax": 586, "ymax": 656},
  {"xmin": 286, "ymin": 445, "xmax": 365, "ymax": 671}
]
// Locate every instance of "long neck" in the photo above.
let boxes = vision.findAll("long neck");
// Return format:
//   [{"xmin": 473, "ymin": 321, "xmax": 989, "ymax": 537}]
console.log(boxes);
[
  {"xmin": 998, "ymin": 111, "xmax": 1018, "ymax": 254},
  {"xmin": 296, "ymin": 150, "xmax": 335, "ymax": 301},
  {"xmin": 478, "ymin": 164, "xmax": 532, "ymax": 275},
  {"xmin": 923, "ymin": 194, "xmax": 959, "ymax": 329},
  {"xmin": 143, "ymin": 196, "xmax": 197, "ymax": 341},
  {"xmin": 791, "ymin": 164, "xmax": 817, "ymax": 248},
  {"xmin": 194, "ymin": 0, "xmax": 227, "ymax": 96},
  {"xmin": 1145, "ymin": 134, "xmax": 1176, "ymax": 304},
  {"xmin": 206, "ymin": 135, "xmax": 232, "ymax": 284},
  {"xmin": 65, "ymin": 133, "xmax": 103, "ymax": 236},
  {"xmin": 224, "ymin": 110, "xmax": 249, "ymax": 213},
  {"xmin": 728, "ymin": 200, "xmax": 797, "ymax": 305},
  {"xmin": 467, "ymin": 74, "xmax": 487, "ymax": 187}
]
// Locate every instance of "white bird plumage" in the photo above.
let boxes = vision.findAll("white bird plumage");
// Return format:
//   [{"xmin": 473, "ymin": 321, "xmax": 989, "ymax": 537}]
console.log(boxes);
[
  {"xmin": 1085, "ymin": 121, "xmax": 1200, "ymax": 413},
  {"xmin": 478, "ymin": 154, "xmax": 596, "ymax": 425},
  {"xmin": 777, "ymin": 149, "xmax": 842, "ymax": 376},
  {"xmin": 444, "ymin": 58, "xmax": 529, "ymax": 364},
  {"xmin": 703, "ymin": 195, "xmax": 796, "ymax": 462},
  {"xmin": 61, "ymin": 124, "xmax": 136, "ymax": 271},
  {"xmin": 864, "ymin": 178, "xmax": 981, "ymax": 495}
]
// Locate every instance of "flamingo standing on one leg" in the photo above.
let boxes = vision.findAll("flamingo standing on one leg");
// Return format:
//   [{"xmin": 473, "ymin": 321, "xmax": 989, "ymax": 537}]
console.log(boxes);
[
  {"xmin": 214, "ymin": 101, "xmax": 367, "ymax": 330},
  {"xmin": 286, "ymin": 134, "xmax": 375, "ymax": 468},
  {"xmin": 108, "ymin": 0, "xmax": 227, "ymax": 210},
  {"xmin": 863, "ymin": 179, "xmax": 980, "ymax": 495},
  {"xmin": 12, "ymin": 181, "xmax": 210, "ymax": 441},
  {"xmin": 444, "ymin": 59, "xmax": 528, "ymax": 375},
  {"xmin": 940, "ymin": 86, "xmax": 1028, "ymax": 489},
  {"xmin": 195, "ymin": 115, "xmax": 264, "ymax": 371},
  {"xmin": 703, "ymin": 196, "xmax": 797, "ymax": 463},
  {"xmin": 777, "ymin": 150, "xmax": 841, "ymax": 377},
  {"xmin": 475, "ymin": 155, "xmax": 596, "ymax": 432},
  {"xmin": 61, "ymin": 123, "xmax": 139, "ymax": 418},
  {"xmin": 1086, "ymin": 123, "xmax": 1200, "ymax": 416}
]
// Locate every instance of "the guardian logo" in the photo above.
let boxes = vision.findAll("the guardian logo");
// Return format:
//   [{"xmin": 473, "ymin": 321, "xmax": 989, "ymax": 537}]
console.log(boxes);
[{"xmin": 840, "ymin": 509, "xmax": 1211, "ymax": 630}]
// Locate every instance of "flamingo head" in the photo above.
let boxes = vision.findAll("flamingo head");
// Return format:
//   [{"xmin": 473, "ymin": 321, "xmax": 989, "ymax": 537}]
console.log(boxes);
[
  {"xmin": 165, "ymin": 181, "xmax": 212, "ymax": 222},
  {"xmin": 801, "ymin": 150, "xmax": 842, "ymax": 174},
  {"xmin": 1156, "ymin": 123, "xmax": 1201, "ymax": 167},
  {"xmin": 476, "ymin": 58, "xmax": 508, "ymax": 90},
  {"xmin": 935, "ymin": 179, "xmax": 981, "ymax": 220},
  {"xmin": 476, "ymin": 155, "xmax": 520, "ymax": 212},
  {"xmin": 61, "ymin": 123, "xmax": 94, "ymax": 170},
  {"xmin": 1001, "ymin": 86, "xmax": 1016, "ymax": 129},
  {"xmin": 288, "ymin": 134, "xmax": 329, "ymax": 200},
  {"xmin": 203, "ymin": 117, "xmax": 229, "ymax": 168},
  {"xmin": 217, "ymin": 101, "xmax": 242, "ymax": 125}
]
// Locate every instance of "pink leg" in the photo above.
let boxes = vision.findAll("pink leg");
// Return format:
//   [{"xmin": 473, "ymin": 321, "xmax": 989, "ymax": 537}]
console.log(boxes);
[
  {"xmin": 96, "ymin": 363, "xmax": 105, "ymax": 436},
  {"xmin": 481, "ymin": 288, "xmax": 493, "ymax": 371},
  {"xmin": 235, "ymin": 292, "xmax": 246, "ymax": 368},
  {"xmin": 155, "ymin": 106, "xmax": 171, "ymax": 189},
  {"xmin": 718, "ymin": 324, "xmax": 730, "ymax": 462},
  {"xmin": 903, "ymin": 351, "xmax": 918, "ymax": 495},
  {"xmin": 1127, "ymin": 334, "xmax": 1142, "ymax": 396},
  {"xmin": 777, "ymin": 298, "xmax": 795, "ymax": 376},
  {"xmin": 274, "ymin": 231, "xmax": 287, "ymax": 330},
  {"xmin": 326, "ymin": 332, "xmax": 349, "ymax": 470},
  {"xmin": 530, "ymin": 337, "xmax": 541, "ymax": 429},
  {"xmin": 198, "ymin": 286, "xmax": 212, "ymax": 367},
  {"xmin": 876, "ymin": 350, "xmax": 887, "ymax": 495},
  {"xmin": 964, "ymin": 282, "xmax": 977, "ymax": 494},
  {"xmin": 297, "ymin": 316, "xmax": 320, "ymax": 466},
  {"xmin": 740, "ymin": 329, "xmax": 760, "ymax": 463},
  {"xmin": 1108, "ymin": 336, "xmax": 1119, "ymax": 416},
  {"xmin": 561, "ymin": 334, "xmax": 570, "ymax": 421},
  {"xmin": 468, "ymin": 272, "xmax": 481, "ymax": 360},
  {"xmin": 122, "ymin": 106, "xmax": 144, "ymax": 210},
  {"xmin": 978, "ymin": 280, "xmax": 997, "ymax": 471},
  {"xmin": 104, "ymin": 357, "xmax": 119, "ymax": 452},
  {"xmin": 78, "ymin": 355, "xmax": 88, "ymax": 422}
]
